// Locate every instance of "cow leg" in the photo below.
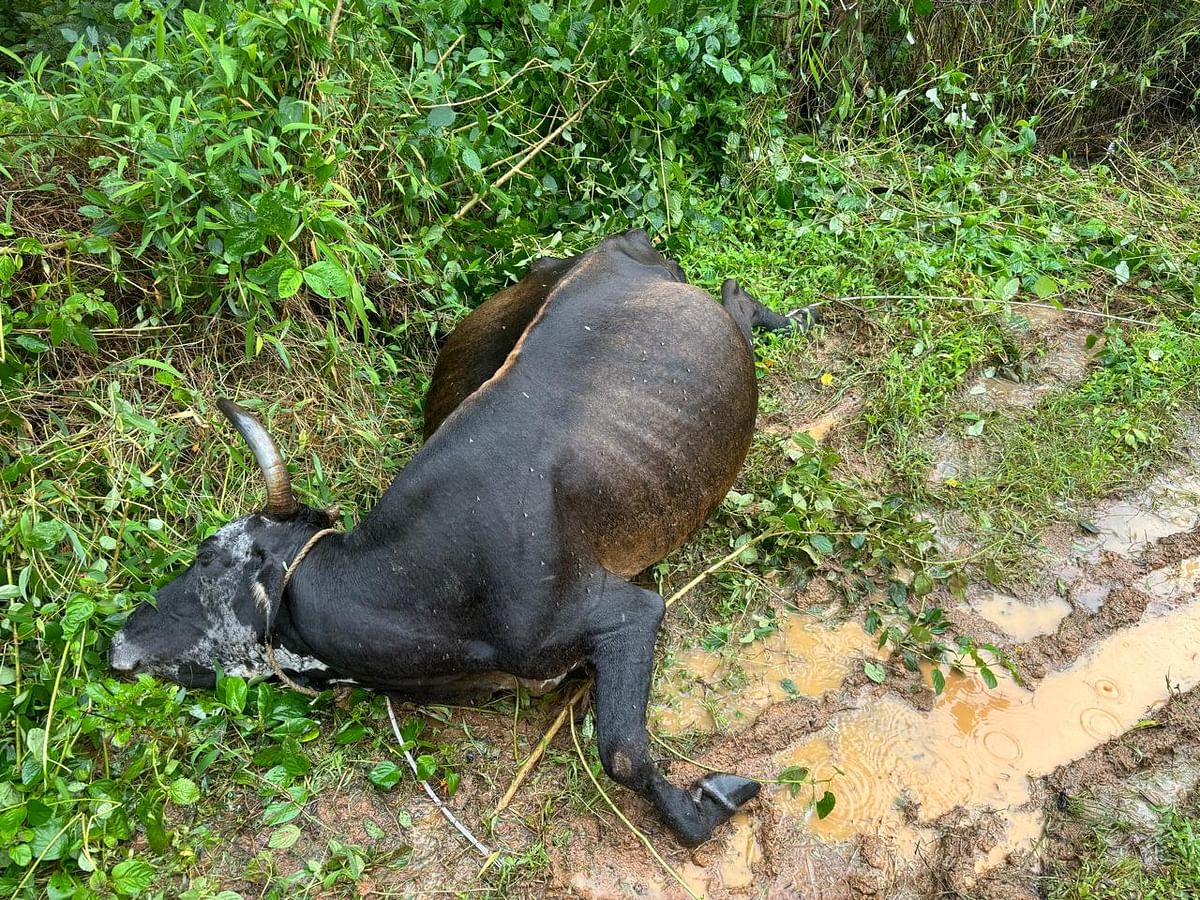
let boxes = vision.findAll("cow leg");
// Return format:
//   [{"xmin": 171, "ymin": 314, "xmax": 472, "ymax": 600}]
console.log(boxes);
[
  {"xmin": 584, "ymin": 579, "xmax": 760, "ymax": 845},
  {"xmin": 721, "ymin": 278, "xmax": 819, "ymax": 343}
]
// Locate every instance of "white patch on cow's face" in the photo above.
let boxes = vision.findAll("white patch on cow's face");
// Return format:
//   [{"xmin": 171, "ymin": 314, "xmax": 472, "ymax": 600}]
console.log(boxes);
[{"xmin": 112, "ymin": 513, "xmax": 334, "ymax": 687}]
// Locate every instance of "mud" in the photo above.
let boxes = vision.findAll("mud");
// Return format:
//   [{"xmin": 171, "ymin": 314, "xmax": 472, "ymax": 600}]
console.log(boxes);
[
  {"xmin": 558, "ymin": 519, "xmax": 1200, "ymax": 898},
  {"xmin": 927, "ymin": 305, "xmax": 1105, "ymax": 490},
  {"xmin": 1039, "ymin": 686, "xmax": 1200, "ymax": 884},
  {"xmin": 971, "ymin": 591, "xmax": 1072, "ymax": 642},
  {"xmin": 653, "ymin": 608, "xmax": 883, "ymax": 736},
  {"xmin": 977, "ymin": 304, "xmax": 1105, "ymax": 411}
]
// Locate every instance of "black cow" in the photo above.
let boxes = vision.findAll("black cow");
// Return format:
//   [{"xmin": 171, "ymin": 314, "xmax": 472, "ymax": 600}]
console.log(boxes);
[{"xmin": 109, "ymin": 229, "xmax": 817, "ymax": 845}]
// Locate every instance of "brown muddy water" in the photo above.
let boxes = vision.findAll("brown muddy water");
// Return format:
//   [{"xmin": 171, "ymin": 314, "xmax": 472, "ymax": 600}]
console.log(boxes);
[
  {"xmin": 774, "ymin": 597, "xmax": 1200, "ymax": 839},
  {"xmin": 654, "ymin": 592, "xmax": 1200, "ymax": 864},
  {"xmin": 971, "ymin": 592, "xmax": 1072, "ymax": 641},
  {"xmin": 642, "ymin": 466, "xmax": 1200, "ymax": 896}
]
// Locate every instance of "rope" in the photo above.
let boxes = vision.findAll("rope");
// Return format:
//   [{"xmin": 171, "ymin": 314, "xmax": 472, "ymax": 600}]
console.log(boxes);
[{"xmin": 263, "ymin": 527, "xmax": 339, "ymax": 697}]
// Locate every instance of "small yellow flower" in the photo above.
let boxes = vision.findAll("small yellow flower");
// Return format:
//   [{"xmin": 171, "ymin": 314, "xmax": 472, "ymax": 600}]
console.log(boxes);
[
  {"xmin": 945, "ymin": 478, "xmax": 960, "ymax": 488},
  {"xmin": 819, "ymin": 372, "xmax": 834, "ymax": 387}
]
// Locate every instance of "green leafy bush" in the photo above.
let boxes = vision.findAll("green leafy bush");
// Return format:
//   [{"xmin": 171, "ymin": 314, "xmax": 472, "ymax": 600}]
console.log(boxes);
[{"xmin": 0, "ymin": 0, "xmax": 787, "ymax": 370}]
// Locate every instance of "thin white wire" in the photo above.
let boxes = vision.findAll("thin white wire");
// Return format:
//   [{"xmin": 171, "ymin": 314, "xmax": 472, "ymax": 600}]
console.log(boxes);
[{"xmin": 385, "ymin": 695, "xmax": 492, "ymax": 858}]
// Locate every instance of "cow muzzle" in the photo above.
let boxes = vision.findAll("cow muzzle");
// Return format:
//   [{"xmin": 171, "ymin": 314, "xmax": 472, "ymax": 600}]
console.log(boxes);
[{"xmin": 108, "ymin": 631, "xmax": 143, "ymax": 672}]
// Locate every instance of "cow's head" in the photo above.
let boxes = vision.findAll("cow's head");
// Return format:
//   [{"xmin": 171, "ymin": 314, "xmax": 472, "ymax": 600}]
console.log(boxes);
[{"xmin": 109, "ymin": 400, "xmax": 335, "ymax": 687}]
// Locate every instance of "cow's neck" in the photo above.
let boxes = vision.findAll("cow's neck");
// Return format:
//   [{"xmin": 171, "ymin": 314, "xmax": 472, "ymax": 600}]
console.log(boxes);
[{"xmin": 269, "ymin": 433, "xmax": 497, "ymax": 684}]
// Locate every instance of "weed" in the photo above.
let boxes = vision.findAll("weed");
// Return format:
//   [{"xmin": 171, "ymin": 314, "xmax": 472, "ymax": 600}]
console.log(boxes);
[{"xmin": 1050, "ymin": 798, "xmax": 1200, "ymax": 900}]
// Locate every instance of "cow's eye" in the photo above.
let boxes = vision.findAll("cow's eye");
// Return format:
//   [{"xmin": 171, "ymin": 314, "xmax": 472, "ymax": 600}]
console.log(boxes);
[{"xmin": 196, "ymin": 548, "xmax": 216, "ymax": 567}]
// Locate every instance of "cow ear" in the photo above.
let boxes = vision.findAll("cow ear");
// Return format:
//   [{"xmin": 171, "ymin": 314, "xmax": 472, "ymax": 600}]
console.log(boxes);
[{"xmin": 251, "ymin": 557, "xmax": 287, "ymax": 634}]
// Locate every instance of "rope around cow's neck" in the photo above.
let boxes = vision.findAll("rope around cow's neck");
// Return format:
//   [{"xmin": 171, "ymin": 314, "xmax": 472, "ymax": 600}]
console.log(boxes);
[{"xmin": 262, "ymin": 526, "xmax": 338, "ymax": 698}]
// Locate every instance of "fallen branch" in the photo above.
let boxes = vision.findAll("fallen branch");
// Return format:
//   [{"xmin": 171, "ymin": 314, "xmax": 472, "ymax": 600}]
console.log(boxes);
[{"xmin": 492, "ymin": 678, "xmax": 592, "ymax": 817}]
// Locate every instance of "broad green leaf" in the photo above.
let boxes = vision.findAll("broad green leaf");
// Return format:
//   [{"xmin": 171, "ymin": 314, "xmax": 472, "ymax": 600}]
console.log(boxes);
[
  {"xmin": 335, "ymin": 722, "xmax": 367, "ymax": 745},
  {"xmin": 112, "ymin": 859, "xmax": 155, "ymax": 896},
  {"xmin": 255, "ymin": 191, "xmax": 295, "ymax": 237},
  {"xmin": 21, "ymin": 519, "xmax": 67, "ymax": 552},
  {"xmin": 303, "ymin": 260, "xmax": 351, "ymax": 300},
  {"xmin": 416, "ymin": 754, "xmax": 437, "ymax": 782},
  {"xmin": 222, "ymin": 676, "xmax": 247, "ymax": 715},
  {"xmin": 224, "ymin": 224, "xmax": 263, "ymax": 259},
  {"xmin": 996, "ymin": 276, "xmax": 1020, "ymax": 301},
  {"xmin": 778, "ymin": 765, "xmax": 809, "ymax": 798},
  {"xmin": 426, "ymin": 106, "xmax": 456, "ymax": 129},
  {"xmin": 1033, "ymin": 274, "xmax": 1057, "ymax": 298},
  {"xmin": 461, "ymin": 146, "xmax": 482, "ymax": 173},
  {"xmin": 863, "ymin": 661, "xmax": 886, "ymax": 684},
  {"xmin": 269, "ymin": 824, "xmax": 301, "ymax": 849},
  {"xmin": 815, "ymin": 790, "xmax": 836, "ymax": 819},
  {"xmin": 62, "ymin": 596, "xmax": 96, "ymax": 637},
  {"xmin": 528, "ymin": 2, "xmax": 551, "ymax": 22},
  {"xmin": 46, "ymin": 870, "xmax": 80, "ymax": 900},
  {"xmin": 369, "ymin": 761, "xmax": 404, "ymax": 790},
  {"xmin": 931, "ymin": 668, "xmax": 946, "ymax": 695},
  {"xmin": 1113, "ymin": 260, "xmax": 1130, "ymax": 284},
  {"xmin": 30, "ymin": 819, "xmax": 71, "ymax": 861},
  {"xmin": 809, "ymin": 534, "xmax": 834, "ymax": 555},
  {"xmin": 26, "ymin": 797, "xmax": 52, "ymax": 826},
  {"xmin": 262, "ymin": 798, "xmax": 301, "ymax": 826},
  {"xmin": 168, "ymin": 778, "xmax": 200, "ymax": 806},
  {"xmin": 0, "ymin": 255, "xmax": 19, "ymax": 282},
  {"xmin": 277, "ymin": 267, "xmax": 303, "ymax": 299},
  {"xmin": 980, "ymin": 666, "xmax": 999, "ymax": 689}
]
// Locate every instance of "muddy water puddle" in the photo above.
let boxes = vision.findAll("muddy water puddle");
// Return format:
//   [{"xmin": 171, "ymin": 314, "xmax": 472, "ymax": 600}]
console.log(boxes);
[
  {"xmin": 962, "ymin": 312, "xmax": 1104, "ymax": 413},
  {"xmin": 971, "ymin": 591, "xmax": 1071, "ymax": 641},
  {"xmin": 1079, "ymin": 470, "xmax": 1200, "ymax": 558},
  {"xmin": 652, "ymin": 613, "xmax": 881, "ymax": 735},
  {"xmin": 770, "ymin": 596, "xmax": 1200, "ymax": 869}
]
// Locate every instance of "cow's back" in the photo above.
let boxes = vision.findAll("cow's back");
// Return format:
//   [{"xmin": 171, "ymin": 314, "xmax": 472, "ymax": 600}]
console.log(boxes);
[{"xmin": 440, "ymin": 230, "xmax": 757, "ymax": 577}]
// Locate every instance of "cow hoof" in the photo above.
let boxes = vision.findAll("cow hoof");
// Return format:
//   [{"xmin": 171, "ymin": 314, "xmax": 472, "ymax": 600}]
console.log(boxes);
[
  {"xmin": 785, "ymin": 305, "xmax": 820, "ymax": 332},
  {"xmin": 677, "ymin": 773, "xmax": 761, "ymax": 846}
]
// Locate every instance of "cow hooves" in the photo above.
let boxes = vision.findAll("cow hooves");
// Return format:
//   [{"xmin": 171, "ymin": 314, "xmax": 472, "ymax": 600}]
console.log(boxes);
[
  {"xmin": 675, "ymin": 773, "xmax": 762, "ymax": 846},
  {"xmin": 785, "ymin": 305, "xmax": 820, "ymax": 332}
]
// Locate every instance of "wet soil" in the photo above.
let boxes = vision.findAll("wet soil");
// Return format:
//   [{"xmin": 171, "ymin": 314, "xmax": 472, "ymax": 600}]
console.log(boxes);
[{"xmin": 553, "ymin": 505, "xmax": 1200, "ymax": 899}]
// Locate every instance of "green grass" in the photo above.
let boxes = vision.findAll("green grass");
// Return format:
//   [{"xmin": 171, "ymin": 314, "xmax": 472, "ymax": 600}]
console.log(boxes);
[
  {"xmin": 1050, "ymin": 799, "xmax": 1200, "ymax": 900},
  {"xmin": 5, "ymin": 141, "xmax": 1200, "ymax": 894}
]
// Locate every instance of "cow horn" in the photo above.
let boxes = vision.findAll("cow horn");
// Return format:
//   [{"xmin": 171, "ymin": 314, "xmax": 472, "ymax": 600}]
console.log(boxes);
[{"xmin": 217, "ymin": 399, "xmax": 299, "ymax": 518}]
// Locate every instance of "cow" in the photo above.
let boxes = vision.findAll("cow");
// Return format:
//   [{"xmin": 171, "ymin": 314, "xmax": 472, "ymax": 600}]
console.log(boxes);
[{"xmin": 109, "ymin": 229, "xmax": 817, "ymax": 845}]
